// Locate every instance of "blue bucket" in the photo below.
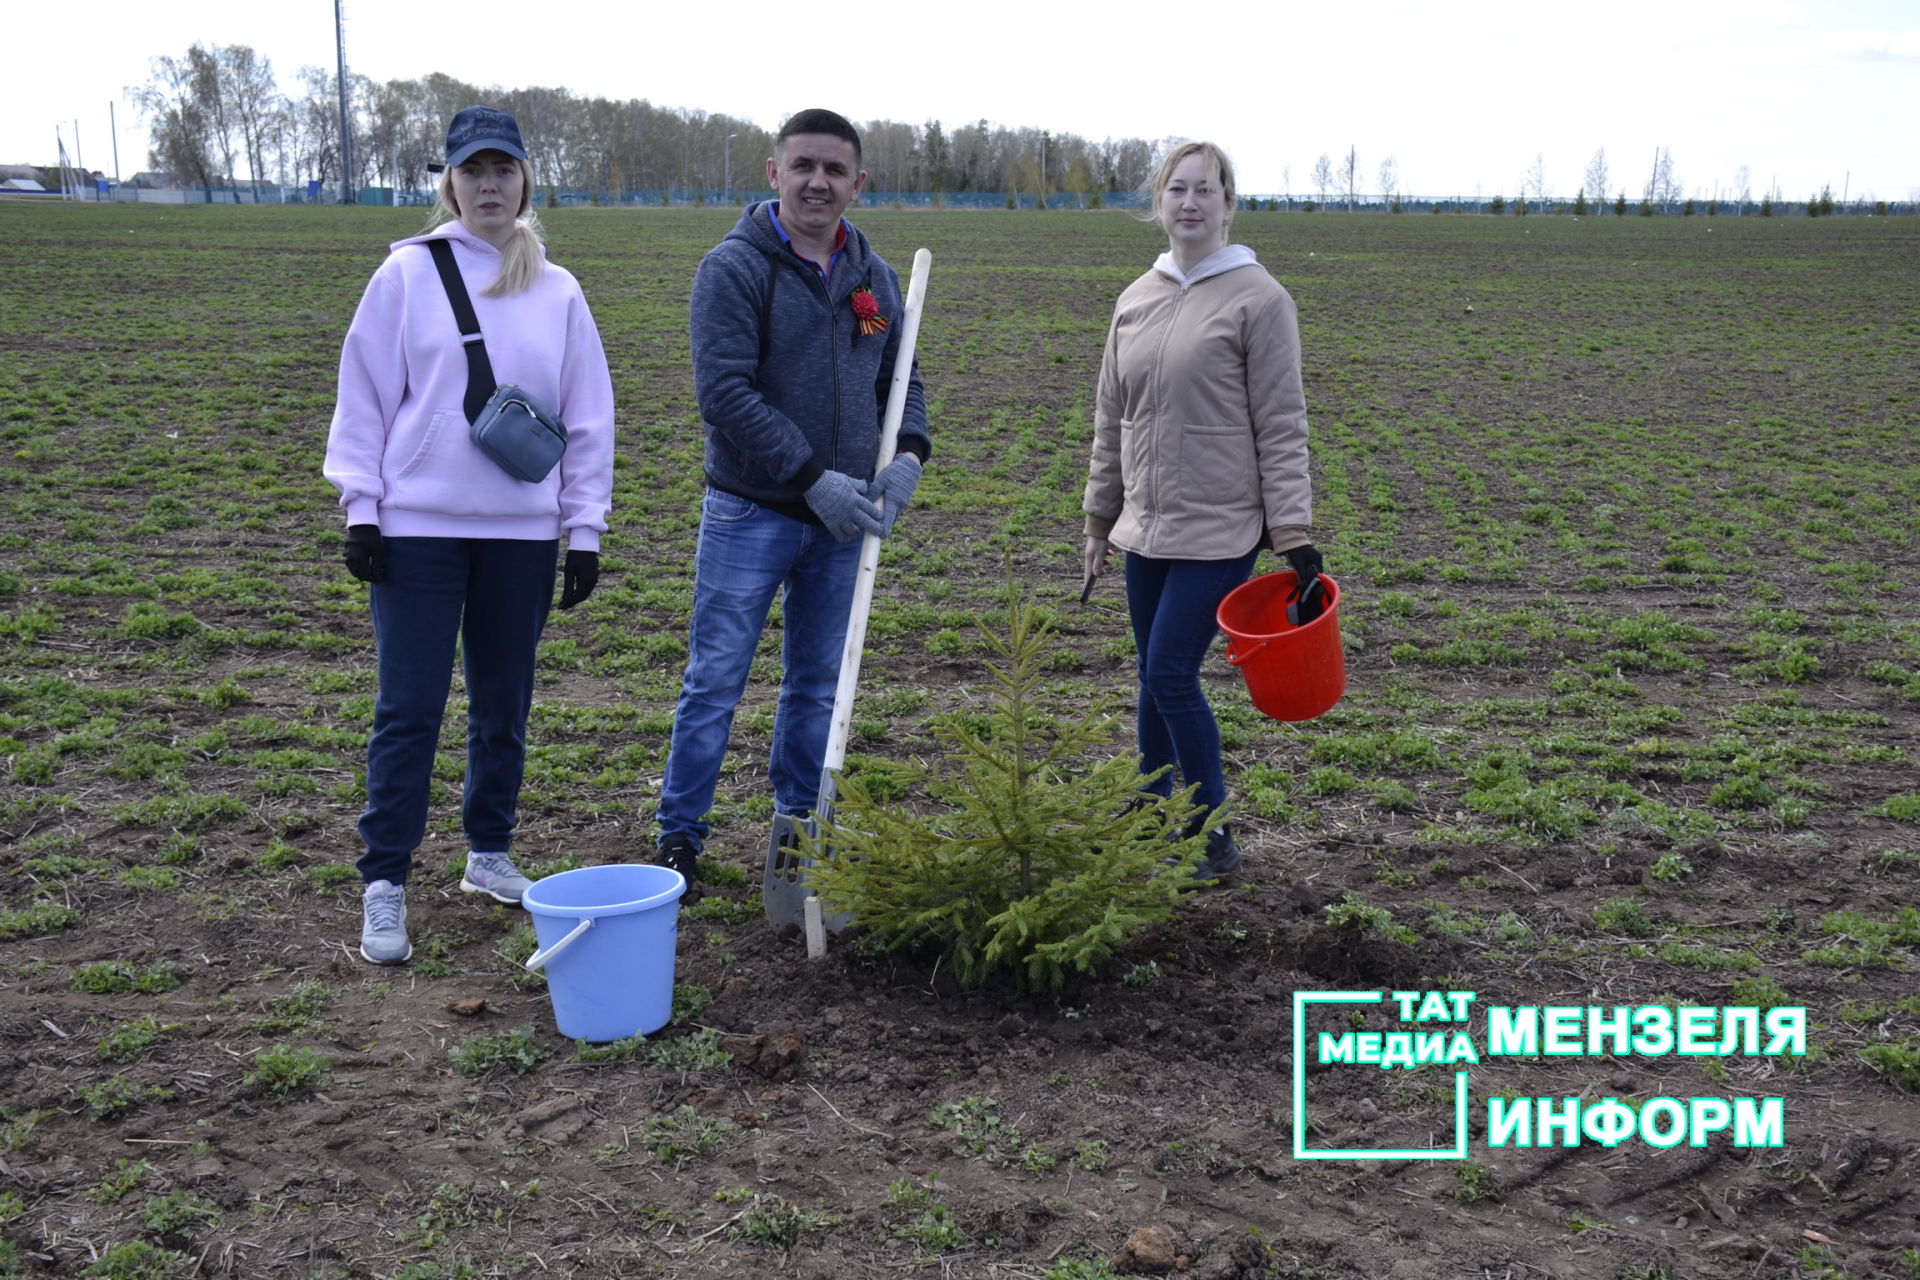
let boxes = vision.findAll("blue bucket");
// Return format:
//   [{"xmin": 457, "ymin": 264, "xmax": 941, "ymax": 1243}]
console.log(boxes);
[{"xmin": 520, "ymin": 864, "xmax": 686, "ymax": 1041}]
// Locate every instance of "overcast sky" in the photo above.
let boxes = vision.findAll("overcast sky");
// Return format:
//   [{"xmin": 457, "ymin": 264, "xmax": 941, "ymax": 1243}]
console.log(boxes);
[{"xmin": 8, "ymin": 0, "xmax": 1916, "ymax": 201}]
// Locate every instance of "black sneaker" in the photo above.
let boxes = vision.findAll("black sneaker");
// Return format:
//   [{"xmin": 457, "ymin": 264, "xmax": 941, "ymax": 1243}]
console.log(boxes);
[
  {"xmin": 654, "ymin": 833, "xmax": 700, "ymax": 887},
  {"xmin": 1192, "ymin": 825, "xmax": 1242, "ymax": 882}
]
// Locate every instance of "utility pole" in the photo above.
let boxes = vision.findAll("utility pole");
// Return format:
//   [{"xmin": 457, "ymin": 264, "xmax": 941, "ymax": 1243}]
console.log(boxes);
[
  {"xmin": 335, "ymin": 0, "xmax": 352, "ymax": 205},
  {"xmin": 724, "ymin": 132, "xmax": 737, "ymax": 205},
  {"xmin": 110, "ymin": 102, "xmax": 121, "ymax": 184}
]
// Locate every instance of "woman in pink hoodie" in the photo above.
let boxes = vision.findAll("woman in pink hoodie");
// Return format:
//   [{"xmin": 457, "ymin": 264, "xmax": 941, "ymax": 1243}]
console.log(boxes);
[
  {"xmin": 323, "ymin": 106, "xmax": 615, "ymax": 964},
  {"xmin": 1082, "ymin": 141, "xmax": 1323, "ymax": 883}
]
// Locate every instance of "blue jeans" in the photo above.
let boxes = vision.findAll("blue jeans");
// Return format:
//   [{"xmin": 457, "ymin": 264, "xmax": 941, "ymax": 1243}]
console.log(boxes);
[
  {"xmin": 1125, "ymin": 548, "xmax": 1259, "ymax": 823},
  {"xmin": 357, "ymin": 537, "xmax": 556, "ymax": 885},
  {"xmin": 657, "ymin": 489, "xmax": 863, "ymax": 848}
]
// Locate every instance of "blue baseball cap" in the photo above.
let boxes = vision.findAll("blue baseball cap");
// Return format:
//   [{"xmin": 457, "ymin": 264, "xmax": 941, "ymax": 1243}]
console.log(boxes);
[{"xmin": 444, "ymin": 105, "xmax": 527, "ymax": 168}]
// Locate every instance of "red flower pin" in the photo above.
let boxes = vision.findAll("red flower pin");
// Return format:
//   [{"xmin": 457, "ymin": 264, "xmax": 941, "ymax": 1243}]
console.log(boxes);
[{"xmin": 850, "ymin": 287, "xmax": 888, "ymax": 337}]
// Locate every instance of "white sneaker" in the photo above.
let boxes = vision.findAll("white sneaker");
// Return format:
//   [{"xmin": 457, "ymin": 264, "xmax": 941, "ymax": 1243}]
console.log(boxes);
[{"xmin": 359, "ymin": 880, "xmax": 411, "ymax": 964}]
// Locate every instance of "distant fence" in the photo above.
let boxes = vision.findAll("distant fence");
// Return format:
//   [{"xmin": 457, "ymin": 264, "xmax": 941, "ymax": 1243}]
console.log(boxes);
[{"xmin": 42, "ymin": 184, "xmax": 1917, "ymax": 217}]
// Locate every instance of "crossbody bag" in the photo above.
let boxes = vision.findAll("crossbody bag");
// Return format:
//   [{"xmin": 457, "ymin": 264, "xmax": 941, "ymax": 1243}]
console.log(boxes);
[{"xmin": 425, "ymin": 237, "xmax": 568, "ymax": 484}]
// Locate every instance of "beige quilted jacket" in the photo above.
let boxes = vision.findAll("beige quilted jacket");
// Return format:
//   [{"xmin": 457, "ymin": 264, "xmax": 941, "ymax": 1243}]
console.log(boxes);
[{"xmin": 1083, "ymin": 259, "xmax": 1311, "ymax": 560}]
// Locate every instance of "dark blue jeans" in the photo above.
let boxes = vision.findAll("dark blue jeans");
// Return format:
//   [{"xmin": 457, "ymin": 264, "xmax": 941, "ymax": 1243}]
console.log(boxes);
[
  {"xmin": 357, "ymin": 537, "xmax": 556, "ymax": 885},
  {"xmin": 1125, "ymin": 548, "xmax": 1260, "ymax": 823}
]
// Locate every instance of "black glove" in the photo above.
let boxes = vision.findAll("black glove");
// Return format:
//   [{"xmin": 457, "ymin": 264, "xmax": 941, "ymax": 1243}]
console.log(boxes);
[
  {"xmin": 1283, "ymin": 543, "xmax": 1326, "ymax": 625},
  {"xmin": 343, "ymin": 524, "xmax": 386, "ymax": 583},
  {"xmin": 559, "ymin": 550, "xmax": 599, "ymax": 610}
]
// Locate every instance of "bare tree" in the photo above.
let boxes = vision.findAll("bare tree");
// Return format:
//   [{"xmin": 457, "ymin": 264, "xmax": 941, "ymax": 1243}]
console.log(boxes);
[
  {"xmin": 291, "ymin": 66, "xmax": 341, "ymax": 189},
  {"xmin": 1099, "ymin": 136, "xmax": 1150, "ymax": 194},
  {"xmin": 199, "ymin": 48, "xmax": 241, "ymax": 185},
  {"xmin": 1583, "ymin": 147, "xmax": 1609, "ymax": 205},
  {"xmin": 1733, "ymin": 163, "xmax": 1751, "ymax": 211},
  {"xmin": 1311, "ymin": 153, "xmax": 1332, "ymax": 205},
  {"xmin": 1340, "ymin": 144, "xmax": 1359, "ymax": 210},
  {"xmin": 1646, "ymin": 147, "xmax": 1680, "ymax": 208},
  {"xmin": 359, "ymin": 79, "xmax": 408, "ymax": 186},
  {"xmin": 859, "ymin": 118, "xmax": 916, "ymax": 195},
  {"xmin": 1066, "ymin": 154, "xmax": 1097, "ymax": 207},
  {"xmin": 1377, "ymin": 155, "xmax": 1398, "ymax": 207},
  {"xmin": 132, "ymin": 46, "xmax": 221, "ymax": 186},
  {"xmin": 1524, "ymin": 153, "xmax": 1548, "ymax": 205},
  {"xmin": 219, "ymin": 46, "xmax": 278, "ymax": 190},
  {"xmin": 1657, "ymin": 149, "xmax": 1682, "ymax": 204}
]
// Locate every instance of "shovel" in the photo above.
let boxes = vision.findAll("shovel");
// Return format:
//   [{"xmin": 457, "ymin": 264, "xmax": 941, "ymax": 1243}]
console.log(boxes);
[{"xmin": 764, "ymin": 247, "xmax": 934, "ymax": 933}]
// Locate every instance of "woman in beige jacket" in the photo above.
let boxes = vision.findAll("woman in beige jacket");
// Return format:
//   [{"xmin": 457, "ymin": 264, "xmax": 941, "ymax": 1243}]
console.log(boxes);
[{"xmin": 1082, "ymin": 140, "xmax": 1323, "ymax": 881}]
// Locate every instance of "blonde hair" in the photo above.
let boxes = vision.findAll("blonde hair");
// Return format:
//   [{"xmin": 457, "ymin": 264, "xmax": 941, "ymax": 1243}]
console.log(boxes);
[
  {"xmin": 427, "ymin": 157, "xmax": 545, "ymax": 297},
  {"xmin": 1137, "ymin": 141, "xmax": 1238, "ymax": 235}
]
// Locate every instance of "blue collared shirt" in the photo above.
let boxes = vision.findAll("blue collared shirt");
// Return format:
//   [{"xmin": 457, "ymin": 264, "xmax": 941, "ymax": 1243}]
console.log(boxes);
[{"xmin": 768, "ymin": 202, "xmax": 849, "ymax": 282}]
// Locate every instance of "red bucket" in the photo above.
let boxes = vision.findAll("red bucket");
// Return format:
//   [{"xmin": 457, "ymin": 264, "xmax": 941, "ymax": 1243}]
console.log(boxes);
[{"xmin": 1217, "ymin": 570, "xmax": 1345, "ymax": 722}]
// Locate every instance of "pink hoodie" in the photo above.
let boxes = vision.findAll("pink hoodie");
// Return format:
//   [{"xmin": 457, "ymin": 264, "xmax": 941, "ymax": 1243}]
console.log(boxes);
[{"xmin": 323, "ymin": 222, "xmax": 615, "ymax": 550}]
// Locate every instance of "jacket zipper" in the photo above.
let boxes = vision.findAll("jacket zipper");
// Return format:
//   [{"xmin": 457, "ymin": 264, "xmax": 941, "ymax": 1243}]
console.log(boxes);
[{"xmin": 825, "ymin": 271, "xmax": 842, "ymax": 471}]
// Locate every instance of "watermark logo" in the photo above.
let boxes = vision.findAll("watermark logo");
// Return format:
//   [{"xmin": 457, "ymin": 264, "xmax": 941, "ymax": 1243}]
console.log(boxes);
[{"xmin": 1290, "ymin": 990, "xmax": 1802, "ymax": 1161}]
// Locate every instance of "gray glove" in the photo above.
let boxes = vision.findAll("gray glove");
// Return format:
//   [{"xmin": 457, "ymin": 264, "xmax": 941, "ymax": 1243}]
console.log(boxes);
[
  {"xmin": 803, "ymin": 471, "xmax": 884, "ymax": 542},
  {"xmin": 870, "ymin": 454, "xmax": 923, "ymax": 537}
]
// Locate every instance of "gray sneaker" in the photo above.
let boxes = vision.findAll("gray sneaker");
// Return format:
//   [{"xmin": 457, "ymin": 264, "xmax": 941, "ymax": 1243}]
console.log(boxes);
[
  {"xmin": 461, "ymin": 852, "xmax": 533, "ymax": 905},
  {"xmin": 360, "ymin": 880, "xmax": 411, "ymax": 964}
]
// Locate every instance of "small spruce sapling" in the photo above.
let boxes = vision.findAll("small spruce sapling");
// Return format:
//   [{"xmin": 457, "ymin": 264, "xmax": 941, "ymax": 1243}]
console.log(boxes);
[{"xmin": 806, "ymin": 574, "xmax": 1206, "ymax": 992}]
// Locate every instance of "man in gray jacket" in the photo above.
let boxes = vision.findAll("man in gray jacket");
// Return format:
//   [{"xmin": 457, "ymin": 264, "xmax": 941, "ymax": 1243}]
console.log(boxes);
[{"xmin": 653, "ymin": 108, "xmax": 930, "ymax": 884}]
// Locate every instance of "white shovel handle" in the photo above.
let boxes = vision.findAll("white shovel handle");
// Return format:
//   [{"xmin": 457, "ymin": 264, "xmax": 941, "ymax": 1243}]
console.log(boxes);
[
  {"xmin": 821, "ymin": 248, "xmax": 933, "ymax": 779},
  {"xmin": 523, "ymin": 917, "xmax": 593, "ymax": 972}
]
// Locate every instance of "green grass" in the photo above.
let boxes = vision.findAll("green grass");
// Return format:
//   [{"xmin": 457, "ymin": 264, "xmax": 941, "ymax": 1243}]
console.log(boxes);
[
  {"xmin": 243, "ymin": 1044, "xmax": 330, "ymax": 1097},
  {"xmin": 75, "ymin": 1076, "xmax": 174, "ymax": 1122},
  {"xmin": 96, "ymin": 1016, "xmax": 169, "ymax": 1063},
  {"xmin": 448, "ymin": 1025, "xmax": 550, "ymax": 1076},
  {"xmin": 0, "ymin": 201, "xmax": 1916, "ymax": 1280},
  {"xmin": 736, "ymin": 1195, "xmax": 842, "ymax": 1252},
  {"xmin": 70, "ymin": 962, "xmax": 181, "ymax": 995},
  {"xmin": 636, "ymin": 1104, "xmax": 732, "ymax": 1163},
  {"xmin": 642, "ymin": 1027, "xmax": 732, "ymax": 1072}
]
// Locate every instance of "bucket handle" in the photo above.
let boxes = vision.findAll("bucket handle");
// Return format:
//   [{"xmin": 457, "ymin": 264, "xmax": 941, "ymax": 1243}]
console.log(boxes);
[
  {"xmin": 1224, "ymin": 637, "xmax": 1270, "ymax": 667},
  {"xmin": 523, "ymin": 917, "xmax": 593, "ymax": 973}
]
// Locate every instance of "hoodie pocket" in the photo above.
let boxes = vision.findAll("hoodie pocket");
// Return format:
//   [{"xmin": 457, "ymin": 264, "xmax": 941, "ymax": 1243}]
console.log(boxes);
[{"xmin": 392, "ymin": 409, "xmax": 456, "ymax": 480}]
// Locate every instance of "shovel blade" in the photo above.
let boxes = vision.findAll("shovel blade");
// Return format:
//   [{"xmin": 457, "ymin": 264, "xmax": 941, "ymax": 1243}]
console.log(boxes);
[
  {"xmin": 761, "ymin": 811, "xmax": 812, "ymax": 930},
  {"xmin": 760, "ymin": 809, "xmax": 853, "ymax": 934}
]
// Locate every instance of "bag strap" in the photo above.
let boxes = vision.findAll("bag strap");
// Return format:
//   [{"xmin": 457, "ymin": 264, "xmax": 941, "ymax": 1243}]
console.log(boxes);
[{"xmin": 426, "ymin": 238, "xmax": 497, "ymax": 426}]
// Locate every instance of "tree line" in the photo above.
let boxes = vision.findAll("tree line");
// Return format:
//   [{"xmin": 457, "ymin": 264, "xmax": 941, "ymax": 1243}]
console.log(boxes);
[
  {"xmin": 1294, "ymin": 144, "xmax": 1764, "ymax": 213},
  {"xmin": 132, "ymin": 44, "xmax": 1160, "ymax": 198}
]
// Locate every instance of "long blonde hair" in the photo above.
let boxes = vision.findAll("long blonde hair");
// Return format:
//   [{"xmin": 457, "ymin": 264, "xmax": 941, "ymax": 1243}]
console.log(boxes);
[{"xmin": 427, "ymin": 158, "xmax": 546, "ymax": 297}]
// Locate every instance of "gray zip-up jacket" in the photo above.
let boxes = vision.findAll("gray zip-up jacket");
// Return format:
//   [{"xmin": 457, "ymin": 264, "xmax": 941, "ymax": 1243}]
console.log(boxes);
[
  {"xmin": 1084, "ymin": 245, "xmax": 1311, "ymax": 560},
  {"xmin": 689, "ymin": 202, "xmax": 930, "ymax": 519}
]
